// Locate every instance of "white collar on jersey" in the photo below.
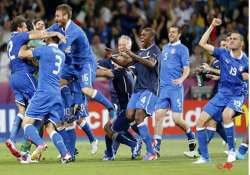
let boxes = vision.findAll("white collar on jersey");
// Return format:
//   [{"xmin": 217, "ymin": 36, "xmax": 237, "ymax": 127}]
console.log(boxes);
[
  {"xmin": 140, "ymin": 43, "xmax": 154, "ymax": 51},
  {"xmin": 48, "ymin": 43, "xmax": 58, "ymax": 48},
  {"xmin": 230, "ymin": 50, "xmax": 243, "ymax": 60},
  {"xmin": 65, "ymin": 19, "xmax": 72, "ymax": 32},
  {"xmin": 169, "ymin": 40, "xmax": 181, "ymax": 46}
]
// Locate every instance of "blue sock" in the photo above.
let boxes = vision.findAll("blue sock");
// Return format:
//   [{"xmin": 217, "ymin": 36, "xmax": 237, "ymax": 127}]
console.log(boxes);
[
  {"xmin": 223, "ymin": 123, "xmax": 235, "ymax": 150},
  {"xmin": 80, "ymin": 120, "xmax": 95, "ymax": 143},
  {"xmin": 105, "ymin": 135, "xmax": 113, "ymax": 157},
  {"xmin": 216, "ymin": 122, "xmax": 227, "ymax": 143},
  {"xmin": 92, "ymin": 90, "xmax": 113, "ymax": 110},
  {"xmin": 66, "ymin": 127, "xmax": 76, "ymax": 158},
  {"xmin": 154, "ymin": 135, "xmax": 162, "ymax": 151},
  {"xmin": 186, "ymin": 128, "xmax": 195, "ymax": 140},
  {"xmin": 197, "ymin": 128, "xmax": 209, "ymax": 160},
  {"xmin": 138, "ymin": 123, "xmax": 154, "ymax": 154},
  {"xmin": 206, "ymin": 127, "xmax": 216, "ymax": 143},
  {"xmin": 50, "ymin": 131, "xmax": 68, "ymax": 157},
  {"xmin": 24, "ymin": 124, "xmax": 44, "ymax": 146},
  {"xmin": 238, "ymin": 143, "xmax": 248, "ymax": 155},
  {"xmin": 61, "ymin": 86, "xmax": 73, "ymax": 107},
  {"xmin": 9, "ymin": 113, "xmax": 23, "ymax": 142},
  {"xmin": 114, "ymin": 133, "xmax": 136, "ymax": 148},
  {"xmin": 57, "ymin": 128, "xmax": 71, "ymax": 155}
]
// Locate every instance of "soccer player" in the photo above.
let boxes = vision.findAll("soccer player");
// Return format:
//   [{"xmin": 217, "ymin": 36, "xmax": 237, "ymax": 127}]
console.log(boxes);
[
  {"xmin": 110, "ymin": 28, "xmax": 161, "ymax": 160},
  {"xmin": 153, "ymin": 26, "xmax": 196, "ymax": 157},
  {"xmin": 194, "ymin": 18, "xmax": 248, "ymax": 163},
  {"xmin": 19, "ymin": 36, "xmax": 71, "ymax": 163},
  {"xmin": 5, "ymin": 16, "xmax": 65, "ymax": 160},
  {"xmin": 98, "ymin": 36, "xmax": 141, "ymax": 160},
  {"xmin": 20, "ymin": 18, "xmax": 47, "ymax": 155},
  {"xmin": 48, "ymin": 4, "xmax": 116, "ymax": 119}
]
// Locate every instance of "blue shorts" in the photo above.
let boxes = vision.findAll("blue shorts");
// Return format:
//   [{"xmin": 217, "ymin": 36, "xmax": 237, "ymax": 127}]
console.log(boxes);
[
  {"xmin": 127, "ymin": 90, "xmax": 158, "ymax": 116},
  {"xmin": 204, "ymin": 92, "xmax": 245, "ymax": 122},
  {"xmin": 9, "ymin": 72, "xmax": 37, "ymax": 106},
  {"xmin": 25, "ymin": 92, "xmax": 64, "ymax": 125},
  {"xmin": 61, "ymin": 62, "xmax": 96, "ymax": 88},
  {"xmin": 155, "ymin": 86, "xmax": 184, "ymax": 113}
]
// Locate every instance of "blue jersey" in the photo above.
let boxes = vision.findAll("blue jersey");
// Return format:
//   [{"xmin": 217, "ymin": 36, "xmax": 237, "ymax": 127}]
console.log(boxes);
[
  {"xmin": 213, "ymin": 48, "xmax": 248, "ymax": 96},
  {"xmin": 32, "ymin": 44, "xmax": 65, "ymax": 93},
  {"xmin": 7, "ymin": 32, "xmax": 35, "ymax": 73},
  {"xmin": 134, "ymin": 44, "xmax": 161, "ymax": 95},
  {"xmin": 48, "ymin": 20, "xmax": 96, "ymax": 65},
  {"xmin": 160, "ymin": 41, "xmax": 189, "ymax": 88}
]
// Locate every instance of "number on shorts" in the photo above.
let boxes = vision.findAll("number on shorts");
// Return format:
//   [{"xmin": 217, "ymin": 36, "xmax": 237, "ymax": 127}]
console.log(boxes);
[
  {"xmin": 83, "ymin": 74, "xmax": 89, "ymax": 82},
  {"xmin": 233, "ymin": 100, "xmax": 241, "ymax": 108}
]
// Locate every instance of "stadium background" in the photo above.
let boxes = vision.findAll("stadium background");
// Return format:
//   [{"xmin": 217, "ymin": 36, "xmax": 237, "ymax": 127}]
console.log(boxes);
[{"xmin": 0, "ymin": 0, "xmax": 248, "ymax": 140}]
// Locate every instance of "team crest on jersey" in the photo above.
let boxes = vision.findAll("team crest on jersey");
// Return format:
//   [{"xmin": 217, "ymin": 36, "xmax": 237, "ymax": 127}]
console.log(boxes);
[
  {"xmin": 171, "ymin": 48, "xmax": 176, "ymax": 54},
  {"xmin": 225, "ymin": 59, "xmax": 230, "ymax": 64},
  {"xmin": 239, "ymin": 65, "xmax": 243, "ymax": 72}
]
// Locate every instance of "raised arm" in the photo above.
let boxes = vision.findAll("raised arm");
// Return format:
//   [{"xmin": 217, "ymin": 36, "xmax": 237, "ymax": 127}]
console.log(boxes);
[
  {"xmin": 199, "ymin": 18, "xmax": 222, "ymax": 54},
  {"xmin": 28, "ymin": 31, "xmax": 65, "ymax": 42}
]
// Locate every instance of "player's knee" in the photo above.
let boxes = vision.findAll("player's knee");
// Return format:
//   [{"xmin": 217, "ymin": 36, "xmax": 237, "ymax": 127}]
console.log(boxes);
[
  {"xmin": 60, "ymin": 79, "xmax": 68, "ymax": 86},
  {"xmin": 135, "ymin": 109, "xmax": 146, "ymax": 124},
  {"xmin": 104, "ymin": 123, "xmax": 113, "ymax": 138},
  {"xmin": 126, "ymin": 110, "xmax": 135, "ymax": 122},
  {"xmin": 81, "ymin": 87, "xmax": 93, "ymax": 97},
  {"xmin": 22, "ymin": 117, "xmax": 34, "ymax": 128},
  {"xmin": 46, "ymin": 122, "xmax": 56, "ymax": 134},
  {"xmin": 196, "ymin": 111, "xmax": 210, "ymax": 127},
  {"xmin": 155, "ymin": 109, "xmax": 166, "ymax": 121}
]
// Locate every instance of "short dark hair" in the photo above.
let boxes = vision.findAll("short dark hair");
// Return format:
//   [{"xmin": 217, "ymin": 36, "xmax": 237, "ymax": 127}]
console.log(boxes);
[
  {"xmin": 11, "ymin": 16, "xmax": 26, "ymax": 32},
  {"xmin": 56, "ymin": 4, "xmax": 72, "ymax": 19},
  {"xmin": 142, "ymin": 27, "xmax": 156, "ymax": 38},
  {"xmin": 33, "ymin": 18, "xmax": 44, "ymax": 25},
  {"xmin": 168, "ymin": 26, "xmax": 180, "ymax": 33},
  {"xmin": 51, "ymin": 36, "xmax": 60, "ymax": 44}
]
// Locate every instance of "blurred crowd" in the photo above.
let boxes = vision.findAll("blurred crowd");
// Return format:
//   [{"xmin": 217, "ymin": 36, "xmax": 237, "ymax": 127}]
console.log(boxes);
[{"xmin": 0, "ymin": 0, "xmax": 248, "ymax": 100}]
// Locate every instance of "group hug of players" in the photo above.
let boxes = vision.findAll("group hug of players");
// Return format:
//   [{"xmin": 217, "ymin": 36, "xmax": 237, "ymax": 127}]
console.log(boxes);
[{"xmin": 5, "ymin": 4, "xmax": 248, "ymax": 164}]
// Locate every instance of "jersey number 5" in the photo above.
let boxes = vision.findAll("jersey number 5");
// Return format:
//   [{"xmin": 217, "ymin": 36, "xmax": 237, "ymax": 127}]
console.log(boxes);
[{"xmin": 53, "ymin": 55, "xmax": 62, "ymax": 75}]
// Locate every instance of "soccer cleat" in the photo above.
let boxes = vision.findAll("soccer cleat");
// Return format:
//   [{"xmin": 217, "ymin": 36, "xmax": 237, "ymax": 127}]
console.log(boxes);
[
  {"xmin": 227, "ymin": 149, "xmax": 236, "ymax": 162},
  {"xmin": 236, "ymin": 150, "xmax": 246, "ymax": 160},
  {"xmin": 31, "ymin": 144, "xmax": 48, "ymax": 161},
  {"xmin": 192, "ymin": 156, "xmax": 211, "ymax": 164},
  {"xmin": 102, "ymin": 150, "xmax": 115, "ymax": 161},
  {"xmin": 20, "ymin": 153, "xmax": 38, "ymax": 164},
  {"xmin": 61, "ymin": 153, "xmax": 72, "ymax": 164},
  {"xmin": 131, "ymin": 141, "xmax": 142, "ymax": 160},
  {"xmin": 5, "ymin": 139, "xmax": 22, "ymax": 158},
  {"xmin": 184, "ymin": 151, "xmax": 199, "ymax": 158},
  {"xmin": 143, "ymin": 152, "xmax": 158, "ymax": 161},
  {"xmin": 91, "ymin": 139, "xmax": 98, "ymax": 154}
]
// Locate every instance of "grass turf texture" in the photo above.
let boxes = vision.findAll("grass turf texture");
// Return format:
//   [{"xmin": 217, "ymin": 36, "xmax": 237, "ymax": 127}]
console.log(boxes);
[{"xmin": 0, "ymin": 138, "xmax": 247, "ymax": 175}]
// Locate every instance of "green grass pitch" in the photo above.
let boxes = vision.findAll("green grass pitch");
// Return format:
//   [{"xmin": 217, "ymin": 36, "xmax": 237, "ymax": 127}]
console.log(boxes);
[{"xmin": 0, "ymin": 138, "xmax": 247, "ymax": 175}]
